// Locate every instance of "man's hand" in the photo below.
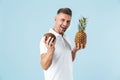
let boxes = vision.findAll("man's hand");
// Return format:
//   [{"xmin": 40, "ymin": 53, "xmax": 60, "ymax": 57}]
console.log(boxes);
[
  {"xmin": 72, "ymin": 43, "xmax": 86, "ymax": 61},
  {"xmin": 75, "ymin": 43, "xmax": 86, "ymax": 50},
  {"xmin": 44, "ymin": 36, "xmax": 56, "ymax": 54}
]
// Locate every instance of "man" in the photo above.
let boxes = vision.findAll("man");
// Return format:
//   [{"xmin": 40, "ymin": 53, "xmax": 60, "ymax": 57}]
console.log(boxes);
[{"xmin": 40, "ymin": 8, "xmax": 84, "ymax": 80}]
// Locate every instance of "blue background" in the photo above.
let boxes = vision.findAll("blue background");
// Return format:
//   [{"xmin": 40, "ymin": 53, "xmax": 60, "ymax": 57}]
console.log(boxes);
[{"xmin": 0, "ymin": 0, "xmax": 120, "ymax": 80}]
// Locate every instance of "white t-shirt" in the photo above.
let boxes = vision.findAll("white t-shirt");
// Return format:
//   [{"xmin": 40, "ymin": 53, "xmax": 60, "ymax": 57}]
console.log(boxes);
[{"xmin": 40, "ymin": 28, "xmax": 73, "ymax": 80}]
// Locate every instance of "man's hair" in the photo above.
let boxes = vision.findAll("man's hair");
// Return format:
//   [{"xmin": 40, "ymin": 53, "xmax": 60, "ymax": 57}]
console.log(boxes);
[{"xmin": 57, "ymin": 8, "xmax": 72, "ymax": 16}]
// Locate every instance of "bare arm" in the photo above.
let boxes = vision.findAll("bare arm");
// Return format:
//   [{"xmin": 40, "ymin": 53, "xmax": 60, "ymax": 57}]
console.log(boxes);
[
  {"xmin": 71, "ymin": 43, "xmax": 85, "ymax": 61},
  {"xmin": 41, "ymin": 51, "xmax": 54, "ymax": 70},
  {"xmin": 40, "ymin": 37, "xmax": 56, "ymax": 70},
  {"xmin": 71, "ymin": 49, "xmax": 77, "ymax": 61}
]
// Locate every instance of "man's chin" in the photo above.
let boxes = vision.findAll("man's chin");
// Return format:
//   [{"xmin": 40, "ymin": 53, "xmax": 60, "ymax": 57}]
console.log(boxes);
[
  {"xmin": 59, "ymin": 31, "xmax": 65, "ymax": 35},
  {"xmin": 59, "ymin": 28, "xmax": 66, "ymax": 34}
]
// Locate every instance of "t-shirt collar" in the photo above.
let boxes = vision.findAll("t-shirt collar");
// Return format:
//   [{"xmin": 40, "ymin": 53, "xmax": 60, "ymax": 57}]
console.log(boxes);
[{"xmin": 49, "ymin": 28, "xmax": 66, "ymax": 37}]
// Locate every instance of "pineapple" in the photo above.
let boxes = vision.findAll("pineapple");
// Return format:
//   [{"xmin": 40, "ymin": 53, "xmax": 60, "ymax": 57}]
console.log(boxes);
[
  {"xmin": 75, "ymin": 17, "xmax": 87, "ymax": 48},
  {"xmin": 44, "ymin": 33, "xmax": 56, "ymax": 42}
]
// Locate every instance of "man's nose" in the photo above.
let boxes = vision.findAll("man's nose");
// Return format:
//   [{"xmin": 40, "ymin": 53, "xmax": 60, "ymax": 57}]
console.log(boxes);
[{"xmin": 63, "ymin": 21, "xmax": 67, "ymax": 26}]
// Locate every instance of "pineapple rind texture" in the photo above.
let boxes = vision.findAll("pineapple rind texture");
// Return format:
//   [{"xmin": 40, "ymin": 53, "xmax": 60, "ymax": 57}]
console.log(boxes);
[{"xmin": 75, "ymin": 31, "xmax": 87, "ymax": 45}]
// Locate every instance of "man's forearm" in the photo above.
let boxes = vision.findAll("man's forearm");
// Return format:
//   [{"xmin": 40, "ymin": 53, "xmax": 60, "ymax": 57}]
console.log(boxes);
[
  {"xmin": 71, "ymin": 49, "xmax": 77, "ymax": 61},
  {"xmin": 41, "ymin": 52, "xmax": 54, "ymax": 70}
]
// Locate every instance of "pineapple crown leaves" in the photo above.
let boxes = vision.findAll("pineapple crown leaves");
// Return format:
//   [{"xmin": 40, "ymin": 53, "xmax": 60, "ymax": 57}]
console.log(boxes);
[{"xmin": 78, "ymin": 17, "xmax": 87, "ymax": 32}]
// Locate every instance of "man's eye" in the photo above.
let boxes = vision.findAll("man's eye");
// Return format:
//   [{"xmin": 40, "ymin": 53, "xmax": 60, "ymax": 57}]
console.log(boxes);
[
  {"xmin": 61, "ymin": 19, "xmax": 64, "ymax": 21},
  {"xmin": 67, "ymin": 21, "xmax": 70, "ymax": 23}
]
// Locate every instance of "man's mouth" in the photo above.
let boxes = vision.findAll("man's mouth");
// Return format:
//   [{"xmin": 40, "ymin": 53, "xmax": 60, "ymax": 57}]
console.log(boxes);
[{"xmin": 60, "ymin": 26, "xmax": 66, "ymax": 31}]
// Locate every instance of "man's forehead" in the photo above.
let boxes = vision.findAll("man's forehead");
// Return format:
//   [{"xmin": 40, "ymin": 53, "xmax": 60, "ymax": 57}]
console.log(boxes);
[{"xmin": 57, "ymin": 13, "xmax": 71, "ymax": 19}]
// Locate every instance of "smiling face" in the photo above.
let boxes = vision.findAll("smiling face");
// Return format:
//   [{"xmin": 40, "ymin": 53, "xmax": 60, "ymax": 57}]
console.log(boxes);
[{"xmin": 54, "ymin": 13, "xmax": 71, "ymax": 35}]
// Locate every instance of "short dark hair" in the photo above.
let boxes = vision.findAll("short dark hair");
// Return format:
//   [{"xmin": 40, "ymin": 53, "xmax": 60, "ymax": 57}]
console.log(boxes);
[{"xmin": 57, "ymin": 8, "xmax": 72, "ymax": 16}]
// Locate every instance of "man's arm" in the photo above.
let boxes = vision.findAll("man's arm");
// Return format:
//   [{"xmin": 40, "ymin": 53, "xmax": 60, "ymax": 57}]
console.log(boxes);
[
  {"xmin": 41, "ymin": 51, "xmax": 54, "ymax": 70},
  {"xmin": 71, "ymin": 49, "xmax": 77, "ymax": 61},
  {"xmin": 71, "ymin": 43, "xmax": 84, "ymax": 61},
  {"xmin": 40, "ymin": 37, "xmax": 55, "ymax": 70}
]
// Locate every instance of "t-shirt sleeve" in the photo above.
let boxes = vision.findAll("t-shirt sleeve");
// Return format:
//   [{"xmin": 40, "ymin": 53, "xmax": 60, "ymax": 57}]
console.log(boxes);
[{"xmin": 40, "ymin": 37, "xmax": 47, "ymax": 55}]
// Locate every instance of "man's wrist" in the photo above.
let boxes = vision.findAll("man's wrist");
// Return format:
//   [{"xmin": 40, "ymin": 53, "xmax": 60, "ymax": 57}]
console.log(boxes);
[{"xmin": 72, "ymin": 49, "xmax": 77, "ymax": 54}]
